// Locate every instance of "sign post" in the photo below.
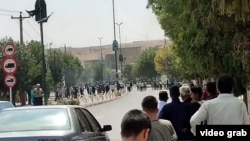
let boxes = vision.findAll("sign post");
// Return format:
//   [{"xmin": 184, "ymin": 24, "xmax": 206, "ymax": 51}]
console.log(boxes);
[
  {"xmin": 4, "ymin": 74, "xmax": 17, "ymax": 103},
  {"xmin": 1, "ymin": 43, "xmax": 17, "ymax": 103}
]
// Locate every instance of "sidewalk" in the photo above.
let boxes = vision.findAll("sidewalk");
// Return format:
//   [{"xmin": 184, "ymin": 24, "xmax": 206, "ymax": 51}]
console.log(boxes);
[{"xmin": 48, "ymin": 89, "xmax": 128, "ymax": 107}]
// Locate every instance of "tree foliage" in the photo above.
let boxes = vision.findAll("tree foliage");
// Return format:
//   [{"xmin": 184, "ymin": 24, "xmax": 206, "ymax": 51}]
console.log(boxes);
[
  {"xmin": 133, "ymin": 48, "xmax": 159, "ymax": 79},
  {"xmin": 148, "ymin": 0, "xmax": 250, "ymax": 95},
  {"xmin": 0, "ymin": 38, "xmax": 84, "ymax": 102},
  {"xmin": 123, "ymin": 64, "xmax": 134, "ymax": 80}
]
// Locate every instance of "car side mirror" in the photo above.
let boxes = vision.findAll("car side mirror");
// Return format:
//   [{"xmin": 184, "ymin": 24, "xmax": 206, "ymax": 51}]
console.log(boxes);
[{"xmin": 101, "ymin": 125, "xmax": 112, "ymax": 132}]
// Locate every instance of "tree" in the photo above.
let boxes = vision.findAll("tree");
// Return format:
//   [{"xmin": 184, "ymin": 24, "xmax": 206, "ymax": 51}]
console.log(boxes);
[
  {"xmin": 64, "ymin": 52, "xmax": 83, "ymax": 87},
  {"xmin": 92, "ymin": 62, "xmax": 103, "ymax": 81},
  {"xmin": 123, "ymin": 64, "xmax": 134, "ymax": 80},
  {"xmin": 147, "ymin": 0, "xmax": 250, "ymax": 96},
  {"xmin": 0, "ymin": 38, "xmax": 84, "ymax": 104},
  {"xmin": 47, "ymin": 49, "xmax": 65, "ymax": 85},
  {"xmin": 133, "ymin": 48, "xmax": 159, "ymax": 79}
]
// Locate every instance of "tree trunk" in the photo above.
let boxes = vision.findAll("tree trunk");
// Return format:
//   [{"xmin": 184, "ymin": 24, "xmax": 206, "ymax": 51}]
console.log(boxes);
[{"xmin": 19, "ymin": 91, "xmax": 26, "ymax": 106}]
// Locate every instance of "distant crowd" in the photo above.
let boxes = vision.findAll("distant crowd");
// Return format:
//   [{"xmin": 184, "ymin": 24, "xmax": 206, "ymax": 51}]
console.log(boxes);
[{"xmin": 54, "ymin": 81, "xmax": 133, "ymax": 101}]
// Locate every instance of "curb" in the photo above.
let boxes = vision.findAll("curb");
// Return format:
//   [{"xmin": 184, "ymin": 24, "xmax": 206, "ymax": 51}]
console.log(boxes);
[{"xmin": 81, "ymin": 92, "xmax": 128, "ymax": 108}]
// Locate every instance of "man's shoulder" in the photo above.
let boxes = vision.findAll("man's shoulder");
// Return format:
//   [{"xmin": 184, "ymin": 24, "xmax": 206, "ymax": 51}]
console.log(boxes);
[{"xmin": 158, "ymin": 119, "xmax": 172, "ymax": 125}]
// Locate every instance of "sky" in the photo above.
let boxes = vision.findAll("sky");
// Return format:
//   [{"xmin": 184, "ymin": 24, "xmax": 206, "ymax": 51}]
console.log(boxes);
[{"xmin": 0, "ymin": 0, "xmax": 165, "ymax": 48}]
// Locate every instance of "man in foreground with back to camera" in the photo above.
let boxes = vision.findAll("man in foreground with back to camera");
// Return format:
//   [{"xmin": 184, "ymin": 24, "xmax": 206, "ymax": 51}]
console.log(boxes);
[
  {"xmin": 190, "ymin": 74, "xmax": 250, "ymax": 136},
  {"xmin": 120, "ymin": 109, "xmax": 151, "ymax": 141},
  {"xmin": 142, "ymin": 95, "xmax": 178, "ymax": 141}
]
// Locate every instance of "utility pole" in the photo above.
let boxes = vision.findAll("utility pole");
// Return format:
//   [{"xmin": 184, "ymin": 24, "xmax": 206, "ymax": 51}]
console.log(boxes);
[
  {"xmin": 64, "ymin": 44, "xmax": 66, "ymax": 54},
  {"xmin": 11, "ymin": 12, "xmax": 29, "ymax": 105},
  {"xmin": 112, "ymin": 0, "xmax": 118, "ymax": 79},
  {"xmin": 116, "ymin": 22, "xmax": 123, "ymax": 78},
  {"xmin": 64, "ymin": 44, "xmax": 66, "ymax": 90},
  {"xmin": 27, "ymin": 0, "xmax": 53, "ymax": 105},
  {"xmin": 98, "ymin": 37, "xmax": 104, "ymax": 82},
  {"xmin": 11, "ymin": 12, "xmax": 30, "ymax": 47}
]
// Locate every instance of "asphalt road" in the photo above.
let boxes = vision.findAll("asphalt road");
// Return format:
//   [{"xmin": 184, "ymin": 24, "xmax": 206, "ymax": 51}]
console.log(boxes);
[{"xmin": 87, "ymin": 87, "xmax": 169, "ymax": 140}]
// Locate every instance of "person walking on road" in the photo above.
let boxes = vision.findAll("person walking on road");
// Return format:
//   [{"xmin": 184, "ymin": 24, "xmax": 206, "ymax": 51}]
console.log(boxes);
[
  {"xmin": 121, "ymin": 109, "xmax": 151, "ymax": 141},
  {"xmin": 190, "ymin": 74, "xmax": 250, "ymax": 136},
  {"xmin": 142, "ymin": 96, "xmax": 177, "ymax": 141},
  {"xmin": 157, "ymin": 91, "xmax": 169, "ymax": 113},
  {"xmin": 159, "ymin": 85, "xmax": 194, "ymax": 140},
  {"xmin": 33, "ymin": 84, "xmax": 43, "ymax": 106}
]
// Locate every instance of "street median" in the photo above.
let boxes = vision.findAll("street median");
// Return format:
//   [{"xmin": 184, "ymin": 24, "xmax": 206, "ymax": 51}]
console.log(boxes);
[{"xmin": 53, "ymin": 89, "xmax": 128, "ymax": 107}]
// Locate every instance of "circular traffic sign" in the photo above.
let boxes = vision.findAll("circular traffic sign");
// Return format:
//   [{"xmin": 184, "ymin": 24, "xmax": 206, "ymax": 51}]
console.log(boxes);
[
  {"xmin": 3, "ymin": 43, "xmax": 16, "ymax": 56},
  {"xmin": 1, "ymin": 57, "xmax": 17, "ymax": 74},
  {"xmin": 4, "ymin": 74, "xmax": 17, "ymax": 88}
]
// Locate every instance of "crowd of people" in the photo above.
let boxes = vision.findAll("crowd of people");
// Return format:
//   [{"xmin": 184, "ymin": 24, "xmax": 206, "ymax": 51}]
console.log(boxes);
[
  {"xmin": 120, "ymin": 74, "xmax": 250, "ymax": 141},
  {"xmin": 53, "ymin": 81, "xmax": 134, "ymax": 101}
]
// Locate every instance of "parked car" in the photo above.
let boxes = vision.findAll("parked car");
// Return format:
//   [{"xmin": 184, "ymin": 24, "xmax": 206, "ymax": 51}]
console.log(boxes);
[
  {"xmin": 0, "ymin": 105, "xmax": 112, "ymax": 141},
  {"xmin": 0, "ymin": 101, "xmax": 15, "ymax": 111}
]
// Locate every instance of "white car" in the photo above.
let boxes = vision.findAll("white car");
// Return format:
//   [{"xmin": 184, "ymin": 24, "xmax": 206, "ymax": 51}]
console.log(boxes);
[{"xmin": 0, "ymin": 101, "xmax": 15, "ymax": 111}]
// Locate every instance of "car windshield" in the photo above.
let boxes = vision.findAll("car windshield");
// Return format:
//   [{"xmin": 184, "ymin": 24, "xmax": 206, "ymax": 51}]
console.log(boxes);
[
  {"xmin": 0, "ymin": 108, "xmax": 71, "ymax": 132},
  {"xmin": 0, "ymin": 102, "xmax": 14, "ymax": 111}
]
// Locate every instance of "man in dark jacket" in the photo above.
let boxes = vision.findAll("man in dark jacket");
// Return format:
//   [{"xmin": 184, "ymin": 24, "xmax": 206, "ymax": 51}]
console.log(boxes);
[{"xmin": 159, "ymin": 85, "xmax": 194, "ymax": 140}]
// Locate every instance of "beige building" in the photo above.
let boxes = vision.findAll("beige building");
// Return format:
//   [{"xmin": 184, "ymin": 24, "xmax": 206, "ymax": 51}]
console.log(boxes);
[{"xmin": 61, "ymin": 39, "xmax": 169, "ymax": 69}]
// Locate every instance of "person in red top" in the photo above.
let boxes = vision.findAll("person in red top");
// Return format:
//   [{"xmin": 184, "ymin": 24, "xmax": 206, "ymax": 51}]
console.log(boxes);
[{"xmin": 202, "ymin": 84, "xmax": 208, "ymax": 100}]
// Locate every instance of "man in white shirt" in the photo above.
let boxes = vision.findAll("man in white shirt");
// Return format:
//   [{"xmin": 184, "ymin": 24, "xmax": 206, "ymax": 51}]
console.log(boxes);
[
  {"xmin": 33, "ymin": 84, "xmax": 43, "ymax": 106},
  {"xmin": 190, "ymin": 74, "xmax": 250, "ymax": 136}
]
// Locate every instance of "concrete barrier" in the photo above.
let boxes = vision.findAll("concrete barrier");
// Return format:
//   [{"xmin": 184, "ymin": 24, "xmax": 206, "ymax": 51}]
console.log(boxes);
[
  {"xmin": 79, "ymin": 90, "xmax": 127, "ymax": 107},
  {"xmin": 48, "ymin": 89, "xmax": 128, "ymax": 107}
]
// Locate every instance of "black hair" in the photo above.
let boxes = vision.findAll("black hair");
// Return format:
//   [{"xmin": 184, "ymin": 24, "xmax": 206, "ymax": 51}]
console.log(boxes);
[
  {"xmin": 121, "ymin": 109, "xmax": 151, "ymax": 138},
  {"xmin": 170, "ymin": 85, "xmax": 180, "ymax": 98},
  {"xmin": 159, "ymin": 91, "xmax": 169, "ymax": 102},
  {"xmin": 206, "ymin": 82, "xmax": 217, "ymax": 96},
  {"xmin": 191, "ymin": 86, "xmax": 203, "ymax": 98},
  {"xmin": 217, "ymin": 74, "xmax": 234, "ymax": 93},
  {"xmin": 141, "ymin": 96, "xmax": 158, "ymax": 111}
]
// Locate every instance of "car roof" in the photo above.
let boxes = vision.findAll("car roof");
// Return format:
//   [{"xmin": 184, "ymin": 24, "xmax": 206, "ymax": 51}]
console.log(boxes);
[
  {"xmin": 3, "ymin": 105, "xmax": 85, "ymax": 111},
  {"xmin": 0, "ymin": 101, "xmax": 11, "ymax": 103}
]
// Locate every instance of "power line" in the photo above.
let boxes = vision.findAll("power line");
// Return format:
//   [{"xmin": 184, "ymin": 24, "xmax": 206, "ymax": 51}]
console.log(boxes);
[
  {"xmin": 29, "ymin": 17, "xmax": 54, "ymax": 43},
  {"xmin": 0, "ymin": 13, "xmax": 11, "ymax": 16},
  {"xmin": 14, "ymin": 18, "xmax": 34, "ymax": 42},
  {"xmin": 0, "ymin": 8, "xmax": 20, "ymax": 13},
  {"xmin": 26, "ymin": 20, "xmax": 40, "ymax": 36},
  {"xmin": 23, "ymin": 29, "xmax": 34, "ymax": 41}
]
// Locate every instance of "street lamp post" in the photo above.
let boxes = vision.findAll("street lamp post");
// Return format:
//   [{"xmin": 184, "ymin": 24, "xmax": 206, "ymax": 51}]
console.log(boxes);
[
  {"xmin": 27, "ymin": 0, "xmax": 53, "ymax": 105},
  {"xmin": 112, "ymin": 0, "xmax": 118, "ymax": 79},
  {"xmin": 116, "ymin": 22, "xmax": 123, "ymax": 78},
  {"xmin": 98, "ymin": 37, "xmax": 104, "ymax": 82}
]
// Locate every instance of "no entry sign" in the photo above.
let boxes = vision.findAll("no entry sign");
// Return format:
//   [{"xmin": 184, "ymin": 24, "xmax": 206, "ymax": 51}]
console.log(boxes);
[
  {"xmin": 3, "ymin": 43, "xmax": 15, "ymax": 56},
  {"xmin": 4, "ymin": 74, "xmax": 17, "ymax": 88},
  {"xmin": 1, "ymin": 57, "xmax": 17, "ymax": 74}
]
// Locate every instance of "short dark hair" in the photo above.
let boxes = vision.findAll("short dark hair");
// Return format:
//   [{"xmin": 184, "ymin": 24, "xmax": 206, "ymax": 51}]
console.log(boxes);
[
  {"xmin": 191, "ymin": 86, "xmax": 203, "ymax": 98},
  {"xmin": 217, "ymin": 74, "xmax": 234, "ymax": 93},
  {"xmin": 159, "ymin": 91, "xmax": 169, "ymax": 101},
  {"xmin": 141, "ymin": 96, "xmax": 158, "ymax": 111},
  {"xmin": 121, "ymin": 109, "xmax": 151, "ymax": 138},
  {"xmin": 170, "ymin": 85, "xmax": 180, "ymax": 98},
  {"xmin": 206, "ymin": 82, "xmax": 217, "ymax": 95}
]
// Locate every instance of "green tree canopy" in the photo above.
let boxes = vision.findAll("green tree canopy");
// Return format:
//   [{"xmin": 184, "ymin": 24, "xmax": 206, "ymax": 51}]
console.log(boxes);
[
  {"xmin": 0, "ymin": 38, "xmax": 84, "ymax": 104},
  {"xmin": 123, "ymin": 64, "xmax": 134, "ymax": 80},
  {"xmin": 148, "ymin": 0, "xmax": 250, "ymax": 96},
  {"xmin": 133, "ymin": 47, "xmax": 159, "ymax": 79}
]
